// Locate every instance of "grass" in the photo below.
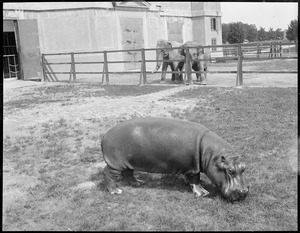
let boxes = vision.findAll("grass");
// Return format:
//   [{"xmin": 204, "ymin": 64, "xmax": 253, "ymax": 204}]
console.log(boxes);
[
  {"xmin": 4, "ymin": 83, "xmax": 175, "ymax": 112},
  {"xmin": 244, "ymin": 59, "xmax": 297, "ymax": 71},
  {"xmin": 211, "ymin": 58, "xmax": 297, "ymax": 70},
  {"xmin": 3, "ymin": 85, "xmax": 298, "ymax": 231},
  {"xmin": 169, "ymin": 86, "xmax": 297, "ymax": 230}
]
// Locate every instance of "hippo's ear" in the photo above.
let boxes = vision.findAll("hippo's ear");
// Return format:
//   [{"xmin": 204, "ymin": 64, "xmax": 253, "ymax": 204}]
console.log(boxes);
[{"xmin": 167, "ymin": 42, "xmax": 172, "ymax": 48}]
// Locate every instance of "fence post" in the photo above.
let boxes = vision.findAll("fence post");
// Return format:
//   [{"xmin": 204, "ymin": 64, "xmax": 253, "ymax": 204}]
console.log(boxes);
[
  {"xmin": 184, "ymin": 47, "xmax": 191, "ymax": 85},
  {"xmin": 102, "ymin": 65, "xmax": 105, "ymax": 84},
  {"xmin": 139, "ymin": 66, "xmax": 144, "ymax": 86},
  {"xmin": 41, "ymin": 54, "xmax": 46, "ymax": 82},
  {"xmin": 70, "ymin": 52, "xmax": 76, "ymax": 82},
  {"xmin": 141, "ymin": 48, "xmax": 147, "ymax": 84},
  {"xmin": 68, "ymin": 63, "xmax": 73, "ymax": 83},
  {"xmin": 103, "ymin": 50, "xmax": 109, "ymax": 85},
  {"xmin": 236, "ymin": 44, "xmax": 243, "ymax": 86}
]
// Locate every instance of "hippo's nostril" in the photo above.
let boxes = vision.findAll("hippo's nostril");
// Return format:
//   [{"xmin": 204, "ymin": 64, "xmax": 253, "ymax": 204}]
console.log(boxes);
[
  {"xmin": 229, "ymin": 191, "xmax": 240, "ymax": 202},
  {"xmin": 239, "ymin": 190, "xmax": 248, "ymax": 200},
  {"xmin": 243, "ymin": 186, "xmax": 249, "ymax": 195},
  {"xmin": 229, "ymin": 190, "xmax": 248, "ymax": 202}
]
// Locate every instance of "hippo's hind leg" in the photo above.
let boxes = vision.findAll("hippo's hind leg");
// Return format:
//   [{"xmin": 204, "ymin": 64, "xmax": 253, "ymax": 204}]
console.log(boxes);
[
  {"xmin": 186, "ymin": 173, "xmax": 209, "ymax": 197},
  {"xmin": 122, "ymin": 169, "xmax": 145, "ymax": 187},
  {"xmin": 103, "ymin": 165, "xmax": 123, "ymax": 195}
]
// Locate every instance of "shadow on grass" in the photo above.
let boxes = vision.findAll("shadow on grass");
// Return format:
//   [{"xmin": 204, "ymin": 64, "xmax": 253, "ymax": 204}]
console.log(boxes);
[
  {"xmin": 148, "ymin": 79, "xmax": 185, "ymax": 85},
  {"xmin": 90, "ymin": 168, "xmax": 221, "ymax": 200}
]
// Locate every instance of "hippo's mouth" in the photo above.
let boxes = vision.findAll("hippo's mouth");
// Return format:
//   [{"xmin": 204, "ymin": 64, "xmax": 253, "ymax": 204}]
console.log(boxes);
[
  {"xmin": 223, "ymin": 187, "xmax": 249, "ymax": 202},
  {"xmin": 229, "ymin": 190, "xmax": 247, "ymax": 202}
]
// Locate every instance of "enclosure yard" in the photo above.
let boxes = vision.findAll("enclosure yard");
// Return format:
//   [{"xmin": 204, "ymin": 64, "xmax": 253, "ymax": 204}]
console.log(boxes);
[{"xmin": 3, "ymin": 59, "xmax": 298, "ymax": 231}]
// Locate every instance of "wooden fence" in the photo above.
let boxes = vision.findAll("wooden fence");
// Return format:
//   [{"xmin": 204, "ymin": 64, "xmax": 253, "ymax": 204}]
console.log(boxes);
[{"xmin": 41, "ymin": 41, "xmax": 298, "ymax": 86}]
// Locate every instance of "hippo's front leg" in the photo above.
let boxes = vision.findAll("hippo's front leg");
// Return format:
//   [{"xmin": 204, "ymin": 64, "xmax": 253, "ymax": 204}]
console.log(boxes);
[
  {"xmin": 186, "ymin": 173, "xmax": 210, "ymax": 197},
  {"xmin": 190, "ymin": 184, "xmax": 209, "ymax": 197}
]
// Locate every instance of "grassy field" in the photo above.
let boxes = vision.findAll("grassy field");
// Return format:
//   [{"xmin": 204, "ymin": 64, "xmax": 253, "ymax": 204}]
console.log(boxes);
[
  {"xmin": 210, "ymin": 58, "xmax": 297, "ymax": 71},
  {"xmin": 4, "ymin": 84, "xmax": 175, "ymax": 112},
  {"xmin": 3, "ymin": 84, "xmax": 298, "ymax": 231}
]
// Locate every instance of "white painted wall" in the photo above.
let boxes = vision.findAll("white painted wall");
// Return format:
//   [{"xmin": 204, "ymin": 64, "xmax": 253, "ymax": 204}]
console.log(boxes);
[
  {"xmin": 3, "ymin": 20, "xmax": 15, "ymax": 32},
  {"xmin": 3, "ymin": 2, "xmax": 223, "ymax": 75}
]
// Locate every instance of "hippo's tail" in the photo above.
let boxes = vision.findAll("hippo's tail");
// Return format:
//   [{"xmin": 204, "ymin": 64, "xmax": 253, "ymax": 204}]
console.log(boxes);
[
  {"xmin": 101, "ymin": 134, "xmax": 107, "ymax": 159},
  {"xmin": 100, "ymin": 134, "xmax": 115, "ymax": 169},
  {"xmin": 100, "ymin": 136, "xmax": 104, "ymax": 153}
]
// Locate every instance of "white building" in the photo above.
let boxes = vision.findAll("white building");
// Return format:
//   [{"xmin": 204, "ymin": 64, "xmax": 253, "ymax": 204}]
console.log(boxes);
[{"xmin": 3, "ymin": 2, "xmax": 222, "ymax": 80}]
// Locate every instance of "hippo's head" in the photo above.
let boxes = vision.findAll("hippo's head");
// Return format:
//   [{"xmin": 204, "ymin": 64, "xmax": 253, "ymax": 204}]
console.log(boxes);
[{"xmin": 206, "ymin": 155, "xmax": 249, "ymax": 202}]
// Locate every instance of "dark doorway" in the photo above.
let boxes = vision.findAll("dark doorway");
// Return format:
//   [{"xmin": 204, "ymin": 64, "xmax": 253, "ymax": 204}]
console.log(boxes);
[{"xmin": 3, "ymin": 31, "xmax": 20, "ymax": 79}]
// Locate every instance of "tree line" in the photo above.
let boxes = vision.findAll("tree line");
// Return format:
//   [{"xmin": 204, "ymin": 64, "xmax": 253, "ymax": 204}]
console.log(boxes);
[{"xmin": 222, "ymin": 19, "xmax": 298, "ymax": 44}]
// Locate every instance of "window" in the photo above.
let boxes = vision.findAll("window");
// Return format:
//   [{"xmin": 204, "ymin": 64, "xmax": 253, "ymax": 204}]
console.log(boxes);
[
  {"xmin": 167, "ymin": 21, "xmax": 183, "ymax": 43},
  {"xmin": 211, "ymin": 18, "xmax": 216, "ymax": 31},
  {"xmin": 211, "ymin": 38, "xmax": 217, "ymax": 51}
]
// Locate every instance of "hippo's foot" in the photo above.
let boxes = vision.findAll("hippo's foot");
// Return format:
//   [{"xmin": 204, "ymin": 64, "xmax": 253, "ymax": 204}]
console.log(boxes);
[
  {"xmin": 160, "ymin": 80, "xmax": 167, "ymax": 84},
  {"xmin": 109, "ymin": 188, "xmax": 123, "ymax": 195},
  {"xmin": 190, "ymin": 184, "xmax": 210, "ymax": 197},
  {"xmin": 122, "ymin": 170, "xmax": 144, "ymax": 187},
  {"xmin": 180, "ymin": 174, "xmax": 189, "ymax": 186},
  {"xmin": 128, "ymin": 177, "xmax": 145, "ymax": 187}
]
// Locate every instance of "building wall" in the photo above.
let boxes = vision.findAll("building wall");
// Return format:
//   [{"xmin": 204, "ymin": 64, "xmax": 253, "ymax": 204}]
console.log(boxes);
[
  {"xmin": 3, "ymin": 2, "xmax": 112, "ymax": 10},
  {"xmin": 3, "ymin": 2, "xmax": 222, "ymax": 51},
  {"xmin": 154, "ymin": 2, "xmax": 192, "ymax": 16},
  {"xmin": 192, "ymin": 17, "xmax": 205, "ymax": 44},
  {"xmin": 3, "ymin": 20, "xmax": 15, "ymax": 32},
  {"xmin": 3, "ymin": 2, "xmax": 223, "ymax": 78}
]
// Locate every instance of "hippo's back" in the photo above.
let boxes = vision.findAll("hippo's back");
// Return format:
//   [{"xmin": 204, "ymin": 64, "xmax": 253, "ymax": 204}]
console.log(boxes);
[{"xmin": 101, "ymin": 117, "xmax": 208, "ymax": 174}]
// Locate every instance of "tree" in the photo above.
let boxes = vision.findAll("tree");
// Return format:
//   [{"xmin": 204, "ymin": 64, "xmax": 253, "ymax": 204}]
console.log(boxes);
[
  {"xmin": 257, "ymin": 27, "xmax": 267, "ymax": 41},
  {"xmin": 275, "ymin": 28, "xmax": 284, "ymax": 40},
  {"xmin": 244, "ymin": 24, "xmax": 257, "ymax": 42},
  {"xmin": 222, "ymin": 23, "xmax": 230, "ymax": 43},
  {"xmin": 286, "ymin": 19, "xmax": 298, "ymax": 41},
  {"xmin": 227, "ymin": 22, "xmax": 245, "ymax": 44},
  {"xmin": 267, "ymin": 27, "xmax": 276, "ymax": 40},
  {"xmin": 223, "ymin": 22, "xmax": 285, "ymax": 43}
]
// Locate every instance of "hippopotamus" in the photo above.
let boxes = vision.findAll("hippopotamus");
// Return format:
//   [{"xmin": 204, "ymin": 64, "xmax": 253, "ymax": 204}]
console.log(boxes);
[{"xmin": 101, "ymin": 117, "xmax": 249, "ymax": 201}]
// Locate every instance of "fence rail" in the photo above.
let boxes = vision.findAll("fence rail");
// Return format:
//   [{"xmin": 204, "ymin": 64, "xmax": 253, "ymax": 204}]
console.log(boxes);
[
  {"xmin": 41, "ymin": 41, "xmax": 298, "ymax": 86},
  {"xmin": 3, "ymin": 54, "xmax": 19, "ymax": 79}
]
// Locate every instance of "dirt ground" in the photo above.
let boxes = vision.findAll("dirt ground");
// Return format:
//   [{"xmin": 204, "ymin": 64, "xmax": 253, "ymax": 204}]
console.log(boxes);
[
  {"xmin": 2, "ymin": 72, "xmax": 297, "ymax": 227},
  {"xmin": 59, "ymin": 72, "xmax": 297, "ymax": 87}
]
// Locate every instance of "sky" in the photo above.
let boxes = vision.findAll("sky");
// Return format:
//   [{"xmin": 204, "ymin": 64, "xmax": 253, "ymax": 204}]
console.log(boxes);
[{"xmin": 221, "ymin": 2, "xmax": 298, "ymax": 30}]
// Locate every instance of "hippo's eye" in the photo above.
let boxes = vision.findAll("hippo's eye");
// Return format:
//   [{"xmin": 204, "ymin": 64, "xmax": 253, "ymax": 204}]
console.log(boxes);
[
  {"xmin": 240, "ymin": 166, "xmax": 245, "ymax": 173},
  {"xmin": 228, "ymin": 169, "xmax": 236, "ymax": 176}
]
